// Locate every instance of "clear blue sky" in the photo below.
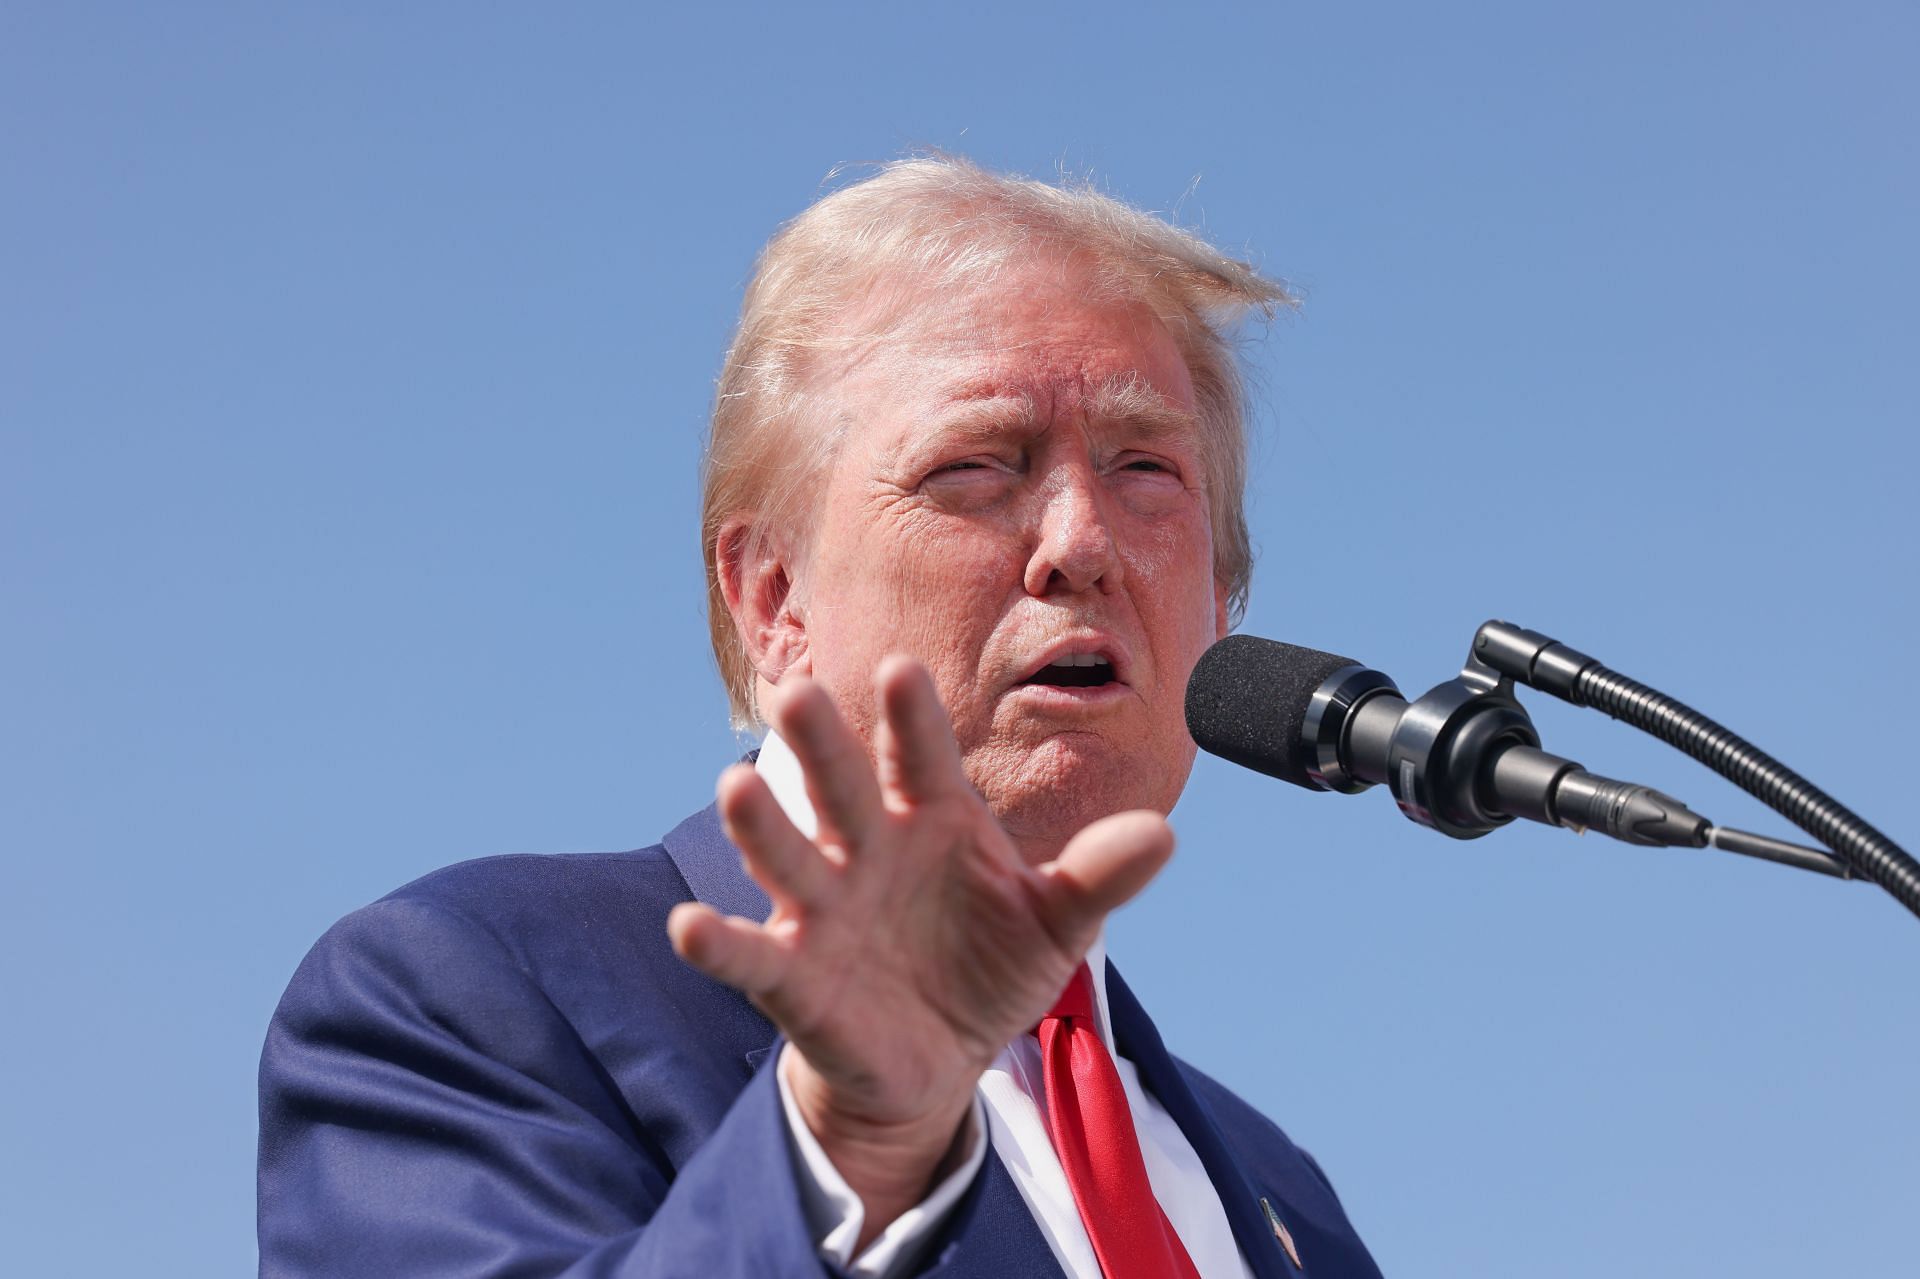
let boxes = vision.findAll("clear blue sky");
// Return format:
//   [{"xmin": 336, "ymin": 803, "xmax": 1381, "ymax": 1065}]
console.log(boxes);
[{"xmin": 4, "ymin": 3, "xmax": 1916, "ymax": 1275}]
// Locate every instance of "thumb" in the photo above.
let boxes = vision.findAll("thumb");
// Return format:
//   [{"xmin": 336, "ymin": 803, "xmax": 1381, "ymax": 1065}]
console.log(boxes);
[{"xmin": 1037, "ymin": 810, "xmax": 1176, "ymax": 940}]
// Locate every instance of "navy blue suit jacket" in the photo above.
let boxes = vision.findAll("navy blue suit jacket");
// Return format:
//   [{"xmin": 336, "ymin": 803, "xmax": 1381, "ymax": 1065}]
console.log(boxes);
[{"xmin": 259, "ymin": 801, "xmax": 1383, "ymax": 1278}]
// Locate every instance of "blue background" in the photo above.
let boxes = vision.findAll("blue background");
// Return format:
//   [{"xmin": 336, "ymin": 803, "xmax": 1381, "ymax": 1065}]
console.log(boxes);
[{"xmin": 4, "ymin": 4, "xmax": 1915, "ymax": 1275}]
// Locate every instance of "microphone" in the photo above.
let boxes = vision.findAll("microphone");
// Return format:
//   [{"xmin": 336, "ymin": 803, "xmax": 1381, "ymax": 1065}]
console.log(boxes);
[{"xmin": 1184, "ymin": 633, "xmax": 1711, "ymax": 848}]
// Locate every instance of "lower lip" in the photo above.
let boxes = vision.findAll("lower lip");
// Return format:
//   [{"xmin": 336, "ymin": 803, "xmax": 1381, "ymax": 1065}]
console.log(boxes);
[{"xmin": 1008, "ymin": 681, "xmax": 1132, "ymax": 710}]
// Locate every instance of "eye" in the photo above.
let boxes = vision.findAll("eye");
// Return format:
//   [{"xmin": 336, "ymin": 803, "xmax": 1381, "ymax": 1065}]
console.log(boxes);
[
  {"xmin": 1108, "ymin": 451, "xmax": 1189, "ymax": 513},
  {"xmin": 920, "ymin": 455, "xmax": 1019, "ymax": 504},
  {"xmin": 925, "ymin": 451, "xmax": 1021, "ymax": 481},
  {"xmin": 1113, "ymin": 452, "xmax": 1182, "ymax": 479}
]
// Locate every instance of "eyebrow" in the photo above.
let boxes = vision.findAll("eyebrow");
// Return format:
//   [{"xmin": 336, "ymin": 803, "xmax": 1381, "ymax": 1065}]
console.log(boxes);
[
  {"xmin": 1086, "ymin": 375, "xmax": 1200, "ymax": 443},
  {"xmin": 924, "ymin": 376, "xmax": 1199, "ymax": 447},
  {"xmin": 922, "ymin": 394, "xmax": 1041, "ymax": 447}
]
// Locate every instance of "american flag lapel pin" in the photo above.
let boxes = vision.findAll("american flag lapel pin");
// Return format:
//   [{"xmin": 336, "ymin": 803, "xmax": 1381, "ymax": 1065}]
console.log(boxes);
[{"xmin": 1260, "ymin": 1197, "xmax": 1303, "ymax": 1270}]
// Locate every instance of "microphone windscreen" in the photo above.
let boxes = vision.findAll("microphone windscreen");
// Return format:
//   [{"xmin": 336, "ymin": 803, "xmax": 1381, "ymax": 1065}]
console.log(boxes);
[{"xmin": 1184, "ymin": 634, "xmax": 1361, "ymax": 789}]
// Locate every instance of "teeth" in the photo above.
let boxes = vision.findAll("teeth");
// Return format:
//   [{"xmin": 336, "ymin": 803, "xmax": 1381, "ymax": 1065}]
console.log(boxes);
[{"xmin": 1048, "ymin": 653, "xmax": 1111, "ymax": 668}]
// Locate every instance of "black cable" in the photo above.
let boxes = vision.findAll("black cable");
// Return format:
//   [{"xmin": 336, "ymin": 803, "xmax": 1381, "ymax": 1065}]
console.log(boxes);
[
  {"xmin": 1569, "ymin": 663, "xmax": 1920, "ymax": 917},
  {"xmin": 1470, "ymin": 622, "xmax": 1920, "ymax": 919},
  {"xmin": 1706, "ymin": 826, "xmax": 1854, "ymax": 880}
]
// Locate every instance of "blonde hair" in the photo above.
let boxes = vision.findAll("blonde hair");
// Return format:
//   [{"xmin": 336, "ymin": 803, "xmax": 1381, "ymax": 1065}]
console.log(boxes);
[{"xmin": 701, "ymin": 155, "xmax": 1293, "ymax": 727}]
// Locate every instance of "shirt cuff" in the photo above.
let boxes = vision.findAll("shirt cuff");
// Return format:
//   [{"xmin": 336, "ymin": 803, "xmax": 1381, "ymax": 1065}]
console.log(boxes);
[{"xmin": 776, "ymin": 1044, "xmax": 989, "ymax": 1279}]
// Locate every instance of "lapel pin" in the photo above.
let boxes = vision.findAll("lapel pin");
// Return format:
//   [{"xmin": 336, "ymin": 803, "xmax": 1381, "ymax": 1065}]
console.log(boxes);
[{"xmin": 1260, "ymin": 1197, "xmax": 1303, "ymax": 1271}]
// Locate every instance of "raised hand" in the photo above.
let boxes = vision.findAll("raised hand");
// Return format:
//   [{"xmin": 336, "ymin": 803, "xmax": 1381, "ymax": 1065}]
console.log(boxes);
[{"xmin": 666, "ymin": 654, "xmax": 1175, "ymax": 1244}]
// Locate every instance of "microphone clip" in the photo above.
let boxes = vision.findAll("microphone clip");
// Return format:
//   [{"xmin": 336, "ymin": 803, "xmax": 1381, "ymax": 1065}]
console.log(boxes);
[{"xmin": 1376, "ymin": 649, "xmax": 1541, "ymax": 840}]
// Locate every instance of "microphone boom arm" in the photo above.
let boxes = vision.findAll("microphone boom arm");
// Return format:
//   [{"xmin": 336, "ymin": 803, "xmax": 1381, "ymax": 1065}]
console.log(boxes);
[{"xmin": 1470, "ymin": 621, "xmax": 1920, "ymax": 919}]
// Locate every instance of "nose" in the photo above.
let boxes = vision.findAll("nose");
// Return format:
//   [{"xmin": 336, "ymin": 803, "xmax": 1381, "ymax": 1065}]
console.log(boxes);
[{"xmin": 1022, "ymin": 466, "xmax": 1124, "ymax": 597}]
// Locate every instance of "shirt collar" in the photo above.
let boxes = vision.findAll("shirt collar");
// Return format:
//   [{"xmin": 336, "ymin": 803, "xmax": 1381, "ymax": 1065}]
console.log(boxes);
[
  {"xmin": 754, "ymin": 728, "xmax": 818, "ymax": 840},
  {"xmin": 755, "ymin": 730, "xmax": 1115, "ymax": 1050}
]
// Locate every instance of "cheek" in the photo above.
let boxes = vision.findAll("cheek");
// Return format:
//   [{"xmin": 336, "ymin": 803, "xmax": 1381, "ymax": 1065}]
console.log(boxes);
[
  {"xmin": 1126, "ymin": 513, "xmax": 1219, "ymax": 623},
  {"xmin": 861, "ymin": 510, "xmax": 1005, "ymax": 606},
  {"xmin": 815, "ymin": 517, "xmax": 1023, "ymax": 691},
  {"xmin": 885, "ymin": 526, "xmax": 1024, "ymax": 671}
]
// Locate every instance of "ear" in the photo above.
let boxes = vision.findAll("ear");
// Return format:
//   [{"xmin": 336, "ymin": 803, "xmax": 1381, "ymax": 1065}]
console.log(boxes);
[{"xmin": 715, "ymin": 518, "xmax": 811, "ymax": 685}]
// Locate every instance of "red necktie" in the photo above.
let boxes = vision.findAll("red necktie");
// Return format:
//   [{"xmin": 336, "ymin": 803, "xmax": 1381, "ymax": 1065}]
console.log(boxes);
[{"xmin": 1035, "ymin": 963, "xmax": 1203, "ymax": 1279}]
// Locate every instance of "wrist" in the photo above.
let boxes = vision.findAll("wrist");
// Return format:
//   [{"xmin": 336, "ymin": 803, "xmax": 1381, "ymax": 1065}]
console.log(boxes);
[{"xmin": 780, "ymin": 1047, "xmax": 977, "ymax": 1241}]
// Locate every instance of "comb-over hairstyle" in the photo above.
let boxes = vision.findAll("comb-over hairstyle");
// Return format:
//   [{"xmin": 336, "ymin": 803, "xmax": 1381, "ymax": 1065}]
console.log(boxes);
[{"xmin": 701, "ymin": 154, "xmax": 1293, "ymax": 727}]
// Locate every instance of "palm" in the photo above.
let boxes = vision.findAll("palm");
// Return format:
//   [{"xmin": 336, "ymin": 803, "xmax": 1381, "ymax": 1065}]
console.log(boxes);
[
  {"xmin": 763, "ymin": 789, "xmax": 1077, "ymax": 1121},
  {"xmin": 668, "ymin": 656, "xmax": 1173, "ymax": 1128}
]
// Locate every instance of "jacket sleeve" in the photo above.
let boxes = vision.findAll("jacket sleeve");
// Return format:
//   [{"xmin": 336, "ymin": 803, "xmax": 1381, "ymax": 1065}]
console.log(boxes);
[{"xmin": 257, "ymin": 893, "xmax": 844, "ymax": 1278}]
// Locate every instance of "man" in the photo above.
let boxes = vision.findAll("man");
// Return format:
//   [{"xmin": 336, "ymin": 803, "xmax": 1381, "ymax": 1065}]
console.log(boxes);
[{"xmin": 259, "ymin": 156, "xmax": 1383, "ymax": 1278}]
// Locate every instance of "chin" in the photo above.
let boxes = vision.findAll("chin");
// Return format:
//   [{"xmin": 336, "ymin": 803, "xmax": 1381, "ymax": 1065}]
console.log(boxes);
[{"xmin": 971, "ymin": 733, "xmax": 1186, "ymax": 849}]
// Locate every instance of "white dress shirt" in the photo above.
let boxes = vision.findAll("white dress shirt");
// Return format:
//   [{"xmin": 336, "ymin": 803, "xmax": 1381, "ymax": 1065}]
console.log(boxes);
[{"xmin": 757, "ymin": 732, "xmax": 1253, "ymax": 1279}]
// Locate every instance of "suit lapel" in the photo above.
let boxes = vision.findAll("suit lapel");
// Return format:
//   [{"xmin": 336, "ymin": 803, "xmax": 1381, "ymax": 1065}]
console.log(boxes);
[
  {"xmin": 660, "ymin": 800, "xmax": 780, "ymax": 1084},
  {"xmin": 1106, "ymin": 963, "xmax": 1302, "ymax": 1279},
  {"xmin": 661, "ymin": 800, "xmax": 772, "ymax": 926},
  {"xmin": 928, "ymin": 1154, "xmax": 1067, "ymax": 1278}
]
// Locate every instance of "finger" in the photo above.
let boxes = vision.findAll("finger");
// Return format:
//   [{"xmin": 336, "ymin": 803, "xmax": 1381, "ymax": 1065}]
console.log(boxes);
[
  {"xmin": 874, "ymin": 655, "xmax": 967, "ymax": 805},
  {"xmin": 767, "ymin": 678, "xmax": 883, "ymax": 847},
  {"xmin": 1037, "ymin": 810, "xmax": 1176, "ymax": 944},
  {"xmin": 667, "ymin": 902, "xmax": 790, "ymax": 996},
  {"xmin": 717, "ymin": 763, "xmax": 838, "ymax": 909}
]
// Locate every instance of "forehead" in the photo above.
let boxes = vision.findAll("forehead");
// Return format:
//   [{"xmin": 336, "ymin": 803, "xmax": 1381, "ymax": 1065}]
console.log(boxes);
[{"xmin": 828, "ymin": 268, "xmax": 1199, "ymax": 445}]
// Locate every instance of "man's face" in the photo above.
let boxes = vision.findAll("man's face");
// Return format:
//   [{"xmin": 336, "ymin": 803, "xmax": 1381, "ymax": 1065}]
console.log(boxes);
[{"xmin": 790, "ymin": 258, "xmax": 1229, "ymax": 854}]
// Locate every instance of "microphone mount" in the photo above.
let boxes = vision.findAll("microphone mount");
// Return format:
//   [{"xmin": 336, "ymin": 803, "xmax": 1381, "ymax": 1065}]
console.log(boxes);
[{"xmin": 1305, "ymin": 645, "xmax": 1714, "ymax": 847}]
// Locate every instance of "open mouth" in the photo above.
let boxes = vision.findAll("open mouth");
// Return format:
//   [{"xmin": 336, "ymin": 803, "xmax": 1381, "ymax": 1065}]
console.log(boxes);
[{"xmin": 1022, "ymin": 653, "xmax": 1118, "ymax": 689}]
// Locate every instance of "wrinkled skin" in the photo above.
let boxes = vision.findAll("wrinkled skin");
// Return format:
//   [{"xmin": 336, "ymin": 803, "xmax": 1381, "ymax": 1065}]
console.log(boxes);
[{"xmin": 671, "ymin": 254, "xmax": 1231, "ymax": 1246}]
